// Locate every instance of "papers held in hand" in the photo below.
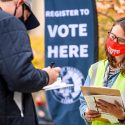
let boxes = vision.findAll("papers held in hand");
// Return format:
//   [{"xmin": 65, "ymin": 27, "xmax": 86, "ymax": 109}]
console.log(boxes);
[
  {"xmin": 43, "ymin": 78, "xmax": 74, "ymax": 91},
  {"xmin": 81, "ymin": 86, "xmax": 124, "ymax": 123},
  {"xmin": 81, "ymin": 86, "xmax": 121, "ymax": 96}
]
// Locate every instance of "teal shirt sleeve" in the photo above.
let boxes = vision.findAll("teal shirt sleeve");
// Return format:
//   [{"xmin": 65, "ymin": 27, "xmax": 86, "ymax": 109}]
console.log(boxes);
[{"xmin": 79, "ymin": 75, "xmax": 90, "ymax": 120}]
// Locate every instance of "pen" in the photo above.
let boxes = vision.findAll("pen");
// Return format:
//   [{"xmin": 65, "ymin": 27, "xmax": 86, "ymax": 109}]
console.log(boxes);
[
  {"xmin": 50, "ymin": 62, "xmax": 55, "ymax": 68},
  {"xmin": 50, "ymin": 62, "xmax": 61, "ymax": 80}
]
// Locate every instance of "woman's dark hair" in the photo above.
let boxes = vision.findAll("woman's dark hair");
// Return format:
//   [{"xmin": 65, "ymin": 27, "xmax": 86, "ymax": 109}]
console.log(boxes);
[{"xmin": 106, "ymin": 17, "xmax": 125, "ymax": 75}]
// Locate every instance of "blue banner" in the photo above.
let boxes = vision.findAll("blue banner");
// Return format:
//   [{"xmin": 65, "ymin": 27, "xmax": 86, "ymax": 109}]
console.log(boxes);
[{"xmin": 44, "ymin": 0, "xmax": 98, "ymax": 125}]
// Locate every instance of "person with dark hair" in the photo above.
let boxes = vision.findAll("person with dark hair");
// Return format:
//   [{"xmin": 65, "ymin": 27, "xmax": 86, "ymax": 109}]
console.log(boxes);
[
  {"xmin": 0, "ymin": 0, "xmax": 60, "ymax": 125},
  {"xmin": 79, "ymin": 17, "xmax": 125, "ymax": 125}
]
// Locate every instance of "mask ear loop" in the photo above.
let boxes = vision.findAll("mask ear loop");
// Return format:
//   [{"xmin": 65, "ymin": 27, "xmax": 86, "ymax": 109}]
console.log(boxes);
[
  {"xmin": 18, "ymin": 4, "xmax": 25, "ymax": 22},
  {"xmin": 14, "ymin": 3, "xmax": 25, "ymax": 20},
  {"xmin": 21, "ymin": 4, "xmax": 25, "ymax": 21},
  {"xmin": 14, "ymin": 5, "xmax": 18, "ymax": 16}
]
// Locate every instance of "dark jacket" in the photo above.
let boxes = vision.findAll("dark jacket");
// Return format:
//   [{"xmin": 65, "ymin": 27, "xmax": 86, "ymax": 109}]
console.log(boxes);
[{"xmin": 0, "ymin": 10, "xmax": 49, "ymax": 125}]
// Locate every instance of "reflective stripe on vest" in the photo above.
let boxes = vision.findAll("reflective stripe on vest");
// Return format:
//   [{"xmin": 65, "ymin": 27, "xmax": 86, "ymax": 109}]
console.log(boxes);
[{"xmin": 89, "ymin": 60, "xmax": 125, "ymax": 125}]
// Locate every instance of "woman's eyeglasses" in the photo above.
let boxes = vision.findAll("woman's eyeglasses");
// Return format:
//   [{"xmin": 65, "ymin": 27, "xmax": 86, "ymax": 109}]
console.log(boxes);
[{"xmin": 108, "ymin": 32, "xmax": 125, "ymax": 44}]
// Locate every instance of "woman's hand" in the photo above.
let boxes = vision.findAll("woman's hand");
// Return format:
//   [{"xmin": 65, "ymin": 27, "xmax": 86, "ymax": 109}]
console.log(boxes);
[
  {"xmin": 84, "ymin": 108, "xmax": 101, "ymax": 122},
  {"xmin": 96, "ymin": 99, "xmax": 125, "ymax": 120}
]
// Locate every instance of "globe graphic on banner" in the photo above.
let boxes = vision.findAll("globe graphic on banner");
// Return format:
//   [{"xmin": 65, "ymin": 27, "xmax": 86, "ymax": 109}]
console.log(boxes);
[{"xmin": 51, "ymin": 66, "xmax": 84, "ymax": 104}]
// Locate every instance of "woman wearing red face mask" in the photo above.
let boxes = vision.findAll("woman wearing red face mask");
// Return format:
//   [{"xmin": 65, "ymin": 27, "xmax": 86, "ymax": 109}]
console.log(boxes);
[{"xmin": 79, "ymin": 17, "xmax": 125, "ymax": 125}]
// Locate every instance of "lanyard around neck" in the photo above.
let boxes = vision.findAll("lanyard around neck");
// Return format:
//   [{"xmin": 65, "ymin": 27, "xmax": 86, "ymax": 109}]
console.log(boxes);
[{"xmin": 103, "ymin": 64, "xmax": 121, "ymax": 87}]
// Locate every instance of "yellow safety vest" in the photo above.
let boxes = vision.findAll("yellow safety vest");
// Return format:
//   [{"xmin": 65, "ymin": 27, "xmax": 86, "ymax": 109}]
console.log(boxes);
[{"xmin": 88, "ymin": 60, "xmax": 125, "ymax": 125}]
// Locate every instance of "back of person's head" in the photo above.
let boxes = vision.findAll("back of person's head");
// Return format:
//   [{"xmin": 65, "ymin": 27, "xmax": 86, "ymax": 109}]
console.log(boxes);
[
  {"xmin": 0, "ymin": 0, "xmax": 40, "ymax": 30},
  {"xmin": 0, "ymin": 0, "xmax": 17, "ymax": 2},
  {"xmin": 0, "ymin": 0, "xmax": 11, "ymax": 1}
]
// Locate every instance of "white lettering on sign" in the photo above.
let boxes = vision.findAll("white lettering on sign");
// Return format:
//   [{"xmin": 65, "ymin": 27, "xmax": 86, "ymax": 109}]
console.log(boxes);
[
  {"xmin": 45, "ymin": 9, "xmax": 90, "ymax": 17},
  {"xmin": 47, "ymin": 24, "xmax": 87, "ymax": 38},
  {"xmin": 48, "ymin": 45, "xmax": 88, "ymax": 58},
  {"xmin": 79, "ymin": 9, "xmax": 90, "ymax": 16}
]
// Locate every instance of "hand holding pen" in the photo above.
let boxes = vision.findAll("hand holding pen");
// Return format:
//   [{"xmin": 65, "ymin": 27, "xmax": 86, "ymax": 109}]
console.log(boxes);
[
  {"xmin": 42, "ymin": 62, "xmax": 61, "ymax": 85},
  {"xmin": 50, "ymin": 62, "xmax": 55, "ymax": 68}
]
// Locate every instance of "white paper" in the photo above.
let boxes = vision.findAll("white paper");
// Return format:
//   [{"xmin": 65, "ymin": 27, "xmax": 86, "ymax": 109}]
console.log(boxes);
[
  {"xmin": 84, "ymin": 95, "xmax": 123, "ymax": 123},
  {"xmin": 84, "ymin": 96, "xmax": 97, "ymax": 111},
  {"xmin": 13, "ymin": 92, "xmax": 24, "ymax": 117},
  {"xmin": 43, "ymin": 78, "xmax": 74, "ymax": 91}
]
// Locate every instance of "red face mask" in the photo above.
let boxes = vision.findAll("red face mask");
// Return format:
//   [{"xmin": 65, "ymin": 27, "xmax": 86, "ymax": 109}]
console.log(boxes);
[{"xmin": 106, "ymin": 37, "xmax": 125, "ymax": 56}]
